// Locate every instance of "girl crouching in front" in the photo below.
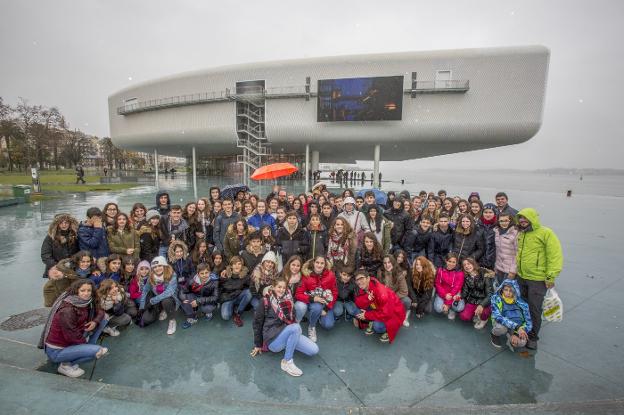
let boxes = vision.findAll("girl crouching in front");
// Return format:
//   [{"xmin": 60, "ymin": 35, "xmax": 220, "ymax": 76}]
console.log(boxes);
[
  {"xmin": 251, "ymin": 279, "xmax": 319, "ymax": 377},
  {"xmin": 137, "ymin": 256, "xmax": 178, "ymax": 335},
  {"xmin": 98, "ymin": 279, "xmax": 134, "ymax": 337},
  {"xmin": 39, "ymin": 279, "xmax": 109, "ymax": 378}
]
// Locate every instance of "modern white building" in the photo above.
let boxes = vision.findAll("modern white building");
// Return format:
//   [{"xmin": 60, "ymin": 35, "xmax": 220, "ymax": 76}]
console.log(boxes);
[{"xmin": 108, "ymin": 45, "xmax": 549, "ymax": 189}]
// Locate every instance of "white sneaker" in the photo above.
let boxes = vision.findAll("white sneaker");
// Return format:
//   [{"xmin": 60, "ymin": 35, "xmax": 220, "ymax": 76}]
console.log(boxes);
[
  {"xmin": 280, "ymin": 359, "xmax": 303, "ymax": 377},
  {"xmin": 158, "ymin": 311, "xmax": 167, "ymax": 321},
  {"xmin": 447, "ymin": 310, "xmax": 456, "ymax": 320},
  {"xmin": 58, "ymin": 362, "xmax": 84, "ymax": 378},
  {"xmin": 95, "ymin": 347, "xmax": 109, "ymax": 359},
  {"xmin": 103, "ymin": 326, "xmax": 120, "ymax": 337},
  {"xmin": 474, "ymin": 319, "xmax": 488, "ymax": 330},
  {"xmin": 403, "ymin": 310, "xmax": 411, "ymax": 327},
  {"xmin": 167, "ymin": 319, "xmax": 177, "ymax": 335},
  {"xmin": 308, "ymin": 326, "xmax": 317, "ymax": 343}
]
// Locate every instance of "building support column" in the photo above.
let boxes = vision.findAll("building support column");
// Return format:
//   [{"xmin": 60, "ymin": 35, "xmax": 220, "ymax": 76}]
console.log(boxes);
[
  {"xmin": 305, "ymin": 144, "xmax": 310, "ymax": 193},
  {"xmin": 192, "ymin": 146, "xmax": 198, "ymax": 200},
  {"xmin": 311, "ymin": 150, "xmax": 319, "ymax": 177},
  {"xmin": 373, "ymin": 144, "xmax": 380, "ymax": 188},
  {"xmin": 154, "ymin": 149, "xmax": 159, "ymax": 189}
]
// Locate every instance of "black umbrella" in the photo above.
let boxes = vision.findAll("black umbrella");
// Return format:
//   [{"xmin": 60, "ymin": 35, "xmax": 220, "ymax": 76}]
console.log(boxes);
[{"xmin": 220, "ymin": 183, "xmax": 249, "ymax": 200}]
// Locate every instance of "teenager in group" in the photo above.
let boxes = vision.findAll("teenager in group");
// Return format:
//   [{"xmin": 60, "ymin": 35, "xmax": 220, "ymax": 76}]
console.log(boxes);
[
  {"xmin": 251, "ymin": 278, "xmax": 319, "ymax": 377},
  {"xmin": 357, "ymin": 232, "xmax": 383, "ymax": 277},
  {"xmin": 219, "ymin": 256, "xmax": 252, "ymax": 327},
  {"xmin": 152, "ymin": 191, "xmax": 171, "ymax": 216},
  {"xmin": 128, "ymin": 260, "xmax": 151, "ymax": 308},
  {"xmin": 303, "ymin": 201, "xmax": 320, "ymax": 227},
  {"xmin": 209, "ymin": 186, "xmax": 221, "ymax": 205},
  {"xmin": 326, "ymin": 217, "xmax": 357, "ymax": 274},
  {"xmin": 404, "ymin": 217, "xmax": 432, "ymax": 265},
  {"xmin": 78, "ymin": 207, "xmax": 109, "ymax": 259},
  {"xmin": 338, "ymin": 197, "xmax": 369, "ymax": 240},
  {"xmin": 192, "ymin": 197, "xmax": 214, "ymax": 250},
  {"xmin": 458, "ymin": 258, "xmax": 493, "ymax": 329},
  {"xmin": 408, "ymin": 256, "xmax": 435, "ymax": 319},
  {"xmin": 393, "ymin": 249, "xmax": 410, "ymax": 274},
  {"xmin": 137, "ymin": 256, "xmax": 178, "ymax": 335},
  {"xmin": 353, "ymin": 269, "xmax": 406, "ymax": 343},
  {"xmin": 477, "ymin": 203, "xmax": 498, "ymax": 270},
  {"xmin": 456, "ymin": 199, "xmax": 470, "ymax": 216},
  {"xmin": 421, "ymin": 200, "xmax": 439, "ymax": 225},
  {"xmin": 41, "ymin": 213, "xmax": 79, "ymax": 277},
  {"xmin": 295, "ymin": 256, "xmax": 338, "ymax": 342},
  {"xmin": 384, "ymin": 198, "xmax": 413, "ymax": 253},
  {"xmin": 213, "ymin": 199, "xmax": 241, "ymax": 253},
  {"xmin": 211, "ymin": 251, "xmax": 226, "ymax": 276},
  {"xmin": 377, "ymin": 254, "xmax": 411, "ymax": 327},
  {"xmin": 495, "ymin": 192, "xmax": 518, "ymax": 217},
  {"xmin": 440, "ymin": 198, "xmax": 458, "ymax": 227},
  {"xmin": 281, "ymin": 255, "xmax": 303, "ymax": 295},
  {"xmin": 247, "ymin": 200, "xmax": 276, "ymax": 233},
  {"xmin": 305, "ymin": 213, "xmax": 327, "ymax": 260},
  {"xmin": 211, "ymin": 200, "xmax": 222, "ymax": 225},
  {"xmin": 39, "ymin": 279, "xmax": 108, "ymax": 378},
  {"xmin": 490, "ymin": 279, "xmax": 532, "ymax": 351},
  {"xmin": 168, "ymin": 240, "xmax": 194, "ymax": 288},
  {"xmin": 250, "ymin": 251, "xmax": 280, "ymax": 310},
  {"xmin": 224, "ymin": 219, "xmax": 251, "ymax": 260},
  {"xmin": 365, "ymin": 205, "xmax": 392, "ymax": 254},
  {"xmin": 190, "ymin": 240, "xmax": 212, "ymax": 268},
  {"xmin": 493, "ymin": 213, "xmax": 519, "ymax": 287},
  {"xmin": 320, "ymin": 202, "xmax": 336, "ymax": 230},
  {"xmin": 159, "ymin": 204, "xmax": 188, "ymax": 257},
  {"xmin": 130, "ymin": 203, "xmax": 148, "ymax": 230},
  {"xmin": 332, "ymin": 263, "xmax": 358, "ymax": 321},
  {"xmin": 428, "ymin": 213, "xmax": 454, "ymax": 268},
  {"xmin": 90, "ymin": 254, "xmax": 122, "ymax": 288},
  {"xmin": 138, "ymin": 210, "xmax": 161, "ymax": 262},
  {"xmin": 102, "ymin": 203, "xmax": 119, "ymax": 228},
  {"xmin": 259, "ymin": 224, "xmax": 278, "ymax": 256},
  {"xmin": 291, "ymin": 199, "xmax": 304, "ymax": 222},
  {"xmin": 240, "ymin": 231, "xmax": 266, "ymax": 272},
  {"xmin": 276, "ymin": 211, "xmax": 310, "ymax": 264},
  {"xmin": 469, "ymin": 199, "xmax": 483, "ymax": 221},
  {"xmin": 119, "ymin": 256, "xmax": 136, "ymax": 287},
  {"xmin": 71, "ymin": 251, "xmax": 98, "ymax": 280},
  {"xmin": 98, "ymin": 279, "xmax": 134, "ymax": 337},
  {"xmin": 433, "ymin": 253, "xmax": 465, "ymax": 320},
  {"xmin": 241, "ymin": 200, "xmax": 255, "ymax": 222},
  {"xmin": 452, "ymin": 214, "xmax": 484, "ymax": 265},
  {"xmin": 274, "ymin": 206, "xmax": 287, "ymax": 230},
  {"xmin": 179, "ymin": 262, "xmax": 219, "ymax": 328},
  {"xmin": 107, "ymin": 212, "xmax": 140, "ymax": 261}
]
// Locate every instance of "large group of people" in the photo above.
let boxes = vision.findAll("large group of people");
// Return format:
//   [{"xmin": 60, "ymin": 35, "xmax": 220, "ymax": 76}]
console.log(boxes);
[{"xmin": 38, "ymin": 184, "xmax": 563, "ymax": 378}]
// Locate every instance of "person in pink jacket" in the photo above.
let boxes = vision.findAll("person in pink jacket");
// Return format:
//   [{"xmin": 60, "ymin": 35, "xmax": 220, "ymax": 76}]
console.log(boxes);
[
  {"xmin": 493, "ymin": 213, "xmax": 519, "ymax": 288},
  {"xmin": 433, "ymin": 253, "xmax": 465, "ymax": 320}
]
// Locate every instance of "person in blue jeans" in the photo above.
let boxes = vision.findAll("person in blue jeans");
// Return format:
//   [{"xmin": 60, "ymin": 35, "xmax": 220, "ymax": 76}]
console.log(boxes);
[
  {"xmin": 38, "ymin": 279, "xmax": 109, "ymax": 378},
  {"xmin": 251, "ymin": 279, "xmax": 318, "ymax": 377},
  {"xmin": 219, "ymin": 256, "xmax": 252, "ymax": 327},
  {"xmin": 333, "ymin": 264, "xmax": 358, "ymax": 321}
]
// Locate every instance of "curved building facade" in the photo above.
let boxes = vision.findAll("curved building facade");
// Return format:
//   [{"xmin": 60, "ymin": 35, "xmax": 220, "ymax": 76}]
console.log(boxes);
[{"xmin": 108, "ymin": 45, "xmax": 549, "ymax": 166}]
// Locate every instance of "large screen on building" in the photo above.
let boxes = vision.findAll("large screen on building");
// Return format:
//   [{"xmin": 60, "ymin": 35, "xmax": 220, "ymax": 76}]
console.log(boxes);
[{"xmin": 317, "ymin": 76, "xmax": 403, "ymax": 122}]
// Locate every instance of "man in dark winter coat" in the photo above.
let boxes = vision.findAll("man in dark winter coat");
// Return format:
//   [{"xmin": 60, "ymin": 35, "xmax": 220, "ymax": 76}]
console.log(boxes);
[
  {"xmin": 151, "ymin": 190, "xmax": 171, "ymax": 216},
  {"xmin": 384, "ymin": 198, "xmax": 413, "ymax": 252},
  {"xmin": 403, "ymin": 217, "xmax": 432, "ymax": 264},
  {"xmin": 428, "ymin": 213, "xmax": 454, "ymax": 268},
  {"xmin": 77, "ymin": 207, "xmax": 109, "ymax": 259}
]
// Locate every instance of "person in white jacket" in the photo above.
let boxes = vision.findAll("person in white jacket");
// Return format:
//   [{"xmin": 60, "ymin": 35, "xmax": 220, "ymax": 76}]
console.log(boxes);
[{"xmin": 338, "ymin": 197, "xmax": 370, "ymax": 237}]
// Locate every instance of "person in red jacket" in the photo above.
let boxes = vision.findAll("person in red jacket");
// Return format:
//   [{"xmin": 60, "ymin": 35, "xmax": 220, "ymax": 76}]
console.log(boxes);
[
  {"xmin": 433, "ymin": 253, "xmax": 466, "ymax": 320},
  {"xmin": 295, "ymin": 256, "xmax": 338, "ymax": 343},
  {"xmin": 39, "ymin": 279, "xmax": 109, "ymax": 378},
  {"xmin": 353, "ymin": 269, "xmax": 406, "ymax": 343}
]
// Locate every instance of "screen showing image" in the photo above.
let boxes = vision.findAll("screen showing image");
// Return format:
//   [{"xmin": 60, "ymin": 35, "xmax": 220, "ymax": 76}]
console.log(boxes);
[{"xmin": 317, "ymin": 76, "xmax": 403, "ymax": 122}]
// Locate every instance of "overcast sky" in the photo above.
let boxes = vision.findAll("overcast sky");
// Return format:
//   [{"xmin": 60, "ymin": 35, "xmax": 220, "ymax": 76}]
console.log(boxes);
[{"xmin": 1, "ymin": 0, "xmax": 622, "ymax": 170}]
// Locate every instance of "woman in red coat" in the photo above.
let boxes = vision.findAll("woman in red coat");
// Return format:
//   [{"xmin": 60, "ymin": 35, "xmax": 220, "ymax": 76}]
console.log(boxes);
[
  {"xmin": 294, "ymin": 256, "xmax": 338, "ymax": 343},
  {"xmin": 353, "ymin": 270, "xmax": 406, "ymax": 343}
]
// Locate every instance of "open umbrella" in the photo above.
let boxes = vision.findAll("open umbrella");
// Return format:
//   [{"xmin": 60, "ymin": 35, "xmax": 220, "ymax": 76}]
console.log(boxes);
[
  {"xmin": 357, "ymin": 188, "xmax": 388, "ymax": 205},
  {"xmin": 251, "ymin": 162, "xmax": 298, "ymax": 181},
  {"xmin": 220, "ymin": 183, "xmax": 249, "ymax": 200}
]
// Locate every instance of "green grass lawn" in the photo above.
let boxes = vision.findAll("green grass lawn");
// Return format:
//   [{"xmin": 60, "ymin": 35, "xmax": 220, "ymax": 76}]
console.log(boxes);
[
  {"xmin": 0, "ymin": 172, "xmax": 140, "ymax": 193},
  {"xmin": 0, "ymin": 174, "xmax": 100, "ymax": 185},
  {"xmin": 42, "ymin": 183, "xmax": 140, "ymax": 192}
]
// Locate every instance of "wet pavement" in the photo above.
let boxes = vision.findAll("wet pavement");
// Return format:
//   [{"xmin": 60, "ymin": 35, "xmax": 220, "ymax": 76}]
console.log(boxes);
[{"xmin": 1, "ymin": 173, "xmax": 623, "ymax": 413}]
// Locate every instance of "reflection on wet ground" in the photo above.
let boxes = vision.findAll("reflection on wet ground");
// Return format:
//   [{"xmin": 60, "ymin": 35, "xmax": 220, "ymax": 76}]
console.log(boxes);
[{"xmin": 1, "ymin": 174, "xmax": 624, "ymax": 409}]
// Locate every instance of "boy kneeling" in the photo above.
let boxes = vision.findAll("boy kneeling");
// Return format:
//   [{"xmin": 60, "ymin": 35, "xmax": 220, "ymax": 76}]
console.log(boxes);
[{"xmin": 490, "ymin": 279, "xmax": 532, "ymax": 351}]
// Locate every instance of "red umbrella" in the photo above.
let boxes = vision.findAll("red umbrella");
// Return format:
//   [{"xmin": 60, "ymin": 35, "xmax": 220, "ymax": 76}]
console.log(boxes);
[{"xmin": 251, "ymin": 162, "xmax": 299, "ymax": 180}]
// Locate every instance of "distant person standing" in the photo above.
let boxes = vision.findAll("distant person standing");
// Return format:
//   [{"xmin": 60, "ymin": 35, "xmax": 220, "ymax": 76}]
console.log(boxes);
[
  {"xmin": 75, "ymin": 165, "xmax": 86, "ymax": 184},
  {"xmin": 103, "ymin": 167, "xmax": 108, "ymax": 177},
  {"xmin": 516, "ymin": 208, "xmax": 563, "ymax": 350}
]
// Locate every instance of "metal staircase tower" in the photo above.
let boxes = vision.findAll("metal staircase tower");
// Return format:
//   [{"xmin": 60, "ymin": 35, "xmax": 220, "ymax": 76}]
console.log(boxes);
[{"xmin": 234, "ymin": 81, "xmax": 270, "ymax": 184}]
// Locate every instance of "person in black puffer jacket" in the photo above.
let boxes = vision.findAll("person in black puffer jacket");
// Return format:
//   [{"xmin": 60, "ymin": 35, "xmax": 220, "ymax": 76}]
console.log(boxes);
[
  {"xmin": 452, "ymin": 214, "xmax": 485, "ymax": 266},
  {"xmin": 428, "ymin": 213, "xmax": 454, "ymax": 268},
  {"xmin": 276, "ymin": 211, "xmax": 310, "ymax": 263},
  {"xmin": 457, "ymin": 257, "xmax": 494, "ymax": 329},
  {"xmin": 476, "ymin": 203, "xmax": 497, "ymax": 270},
  {"xmin": 179, "ymin": 263, "xmax": 220, "ymax": 328},
  {"xmin": 403, "ymin": 217, "xmax": 432, "ymax": 264},
  {"xmin": 41, "ymin": 214, "xmax": 80, "ymax": 277},
  {"xmin": 384, "ymin": 198, "xmax": 414, "ymax": 252},
  {"xmin": 356, "ymin": 232, "xmax": 383, "ymax": 277}
]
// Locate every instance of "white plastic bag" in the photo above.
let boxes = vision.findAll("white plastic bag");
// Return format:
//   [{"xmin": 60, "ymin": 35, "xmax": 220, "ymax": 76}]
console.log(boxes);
[{"xmin": 542, "ymin": 288, "xmax": 563, "ymax": 322}]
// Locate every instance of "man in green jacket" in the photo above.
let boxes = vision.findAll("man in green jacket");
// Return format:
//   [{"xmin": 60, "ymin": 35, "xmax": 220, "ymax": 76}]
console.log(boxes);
[{"xmin": 516, "ymin": 208, "xmax": 563, "ymax": 350}]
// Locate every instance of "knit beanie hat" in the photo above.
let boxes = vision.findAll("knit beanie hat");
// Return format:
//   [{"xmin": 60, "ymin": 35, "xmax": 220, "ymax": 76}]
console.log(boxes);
[{"xmin": 261, "ymin": 251, "xmax": 278, "ymax": 265}]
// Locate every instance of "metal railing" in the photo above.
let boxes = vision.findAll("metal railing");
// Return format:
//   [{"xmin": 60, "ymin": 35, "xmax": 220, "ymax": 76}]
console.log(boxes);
[
  {"xmin": 236, "ymin": 138, "xmax": 269, "ymax": 156},
  {"xmin": 117, "ymin": 80, "xmax": 470, "ymax": 115}
]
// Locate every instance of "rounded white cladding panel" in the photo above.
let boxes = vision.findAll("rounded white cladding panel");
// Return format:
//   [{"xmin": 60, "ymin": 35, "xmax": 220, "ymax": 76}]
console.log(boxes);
[{"xmin": 109, "ymin": 45, "xmax": 549, "ymax": 160}]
